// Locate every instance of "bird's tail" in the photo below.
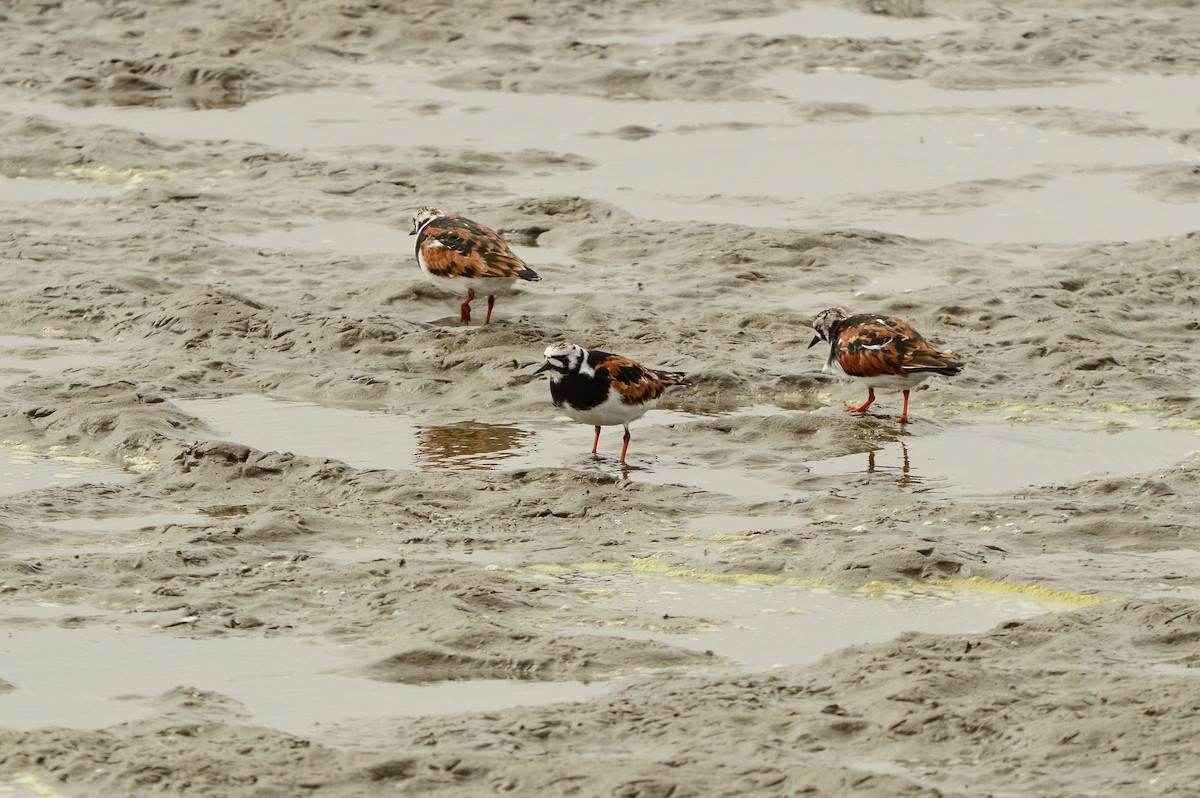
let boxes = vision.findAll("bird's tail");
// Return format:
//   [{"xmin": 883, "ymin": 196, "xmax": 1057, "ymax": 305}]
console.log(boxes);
[
  {"xmin": 654, "ymin": 369, "xmax": 689, "ymax": 387},
  {"xmin": 908, "ymin": 359, "xmax": 963, "ymax": 377}
]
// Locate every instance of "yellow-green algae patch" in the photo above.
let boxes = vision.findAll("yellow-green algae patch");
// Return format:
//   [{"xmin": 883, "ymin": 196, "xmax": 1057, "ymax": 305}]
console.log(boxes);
[
  {"xmin": 630, "ymin": 558, "xmax": 825, "ymax": 588},
  {"xmin": 527, "ymin": 563, "xmax": 571, "ymax": 576},
  {"xmin": 5, "ymin": 440, "xmax": 105, "ymax": 466},
  {"xmin": 514, "ymin": 559, "xmax": 1104, "ymax": 608},
  {"xmin": 68, "ymin": 165, "xmax": 179, "ymax": 185},
  {"xmin": 124, "ymin": 454, "xmax": 161, "ymax": 472},
  {"xmin": 7, "ymin": 772, "xmax": 73, "ymax": 798},
  {"xmin": 928, "ymin": 576, "xmax": 1105, "ymax": 606},
  {"xmin": 705, "ymin": 533, "xmax": 758, "ymax": 544},
  {"xmin": 859, "ymin": 573, "xmax": 1099, "ymax": 604},
  {"xmin": 1161, "ymin": 417, "xmax": 1200, "ymax": 436}
]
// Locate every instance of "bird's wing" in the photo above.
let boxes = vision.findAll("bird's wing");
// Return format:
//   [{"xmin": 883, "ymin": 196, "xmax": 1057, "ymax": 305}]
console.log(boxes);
[
  {"xmin": 836, "ymin": 315, "xmax": 918, "ymax": 378},
  {"xmin": 419, "ymin": 216, "xmax": 539, "ymax": 280},
  {"xmin": 593, "ymin": 353, "xmax": 686, "ymax": 405}
]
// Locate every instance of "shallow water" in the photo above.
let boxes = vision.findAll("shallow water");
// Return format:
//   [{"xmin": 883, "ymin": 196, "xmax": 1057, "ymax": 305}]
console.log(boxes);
[
  {"xmin": 175, "ymin": 394, "xmax": 802, "ymax": 500},
  {"xmin": 10, "ymin": 512, "xmax": 209, "ymax": 559},
  {"xmin": 0, "ymin": 333, "xmax": 118, "ymax": 388},
  {"xmin": 41, "ymin": 512, "xmax": 207, "ymax": 533},
  {"xmin": 0, "ymin": 444, "xmax": 130, "ymax": 499},
  {"xmin": 683, "ymin": 514, "xmax": 805, "ymax": 535},
  {"xmin": 791, "ymin": 267, "xmax": 948, "ymax": 311},
  {"xmin": 559, "ymin": 567, "xmax": 1065, "ymax": 669},
  {"xmin": 808, "ymin": 414, "xmax": 1198, "ymax": 496},
  {"xmin": 585, "ymin": 4, "xmax": 968, "ymax": 45},
  {"xmin": 176, "ymin": 395, "xmax": 1199, "ymax": 501},
  {"xmin": 222, "ymin": 219, "xmax": 581, "ymax": 271},
  {"xmin": 0, "ymin": 609, "xmax": 607, "ymax": 735},
  {"xmin": 6, "ymin": 64, "xmax": 1196, "ymax": 242},
  {"xmin": 223, "ymin": 219, "xmax": 413, "ymax": 257},
  {"xmin": 868, "ymin": 171, "xmax": 1200, "ymax": 245},
  {"xmin": 762, "ymin": 69, "xmax": 1200, "ymax": 131},
  {"xmin": 1015, "ymin": 547, "xmax": 1200, "ymax": 598},
  {"xmin": 0, "ymin": 175, "xmax": 117, "ymax": 203}
]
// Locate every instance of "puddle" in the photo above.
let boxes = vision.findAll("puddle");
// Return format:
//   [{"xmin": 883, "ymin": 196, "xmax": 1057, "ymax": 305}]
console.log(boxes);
[
  {"xmin": 585, "ymin": 4, "xmax": 967, "ymax": 45},
  {"xmin": 429, "ymin": 547, "xmax": 526, "ymax": 567},
  {"xmin": 6, "ymin": 64, "xmax": 1197, "ymax": 241},
  {"xmin": 0, "ymin": 444, "xmax": 131, "ymax": 498},
  {"xmin": 808, "ymin": 415, "xmax": 1198, "ymax": 496},
  {"xmin": 1015, "ymin": 548, "xmax": 1200, "ymax": 598},
  {"xmin": 175, "ymin": 394, "xmax": 801, "ymax": 500},
  {"xmin": 1149, "ymin": 663, "xmax": 1199, "ymax": 678},
  {"xmin": 762, "ymin": 70, "xmax": 1200, "ymax": 131},
  {"xmin": 41, "ymin": 512, "xmax": 207, "ymax": 533},
  {"xmin": 222, "ymin": 219, "xmax": 580, "ymax": 270},
  {"xmin": 177, "ymin": 395, "xmax": 421, "ymax": 471},
  {"xmin": 176, "ymin": 396, "xmax": 1200, "ymax": 500},
  {"xmin": 867, "ymin": 171, "xmax": 1200, "ymax": 244},
  {"xmin": 417, "ymin": 421, "xmax": 537, "ymax": 470},
  {"xmin": 224, "ymin": 219, "xmax": 413, "ymax": 257},
  {"xmin": 0, "ymin": 175, "xmax": 117, "ymax": 203},
  {"xmin": 0, "ymin": 616, "xmax": 606, "ymax": 735},
  {"xmin": 792, "ymin": 267, "xmax": 948, "ymax": 311},
  {"xmin": 10, "ymin": 512, "xmax": 208, "ymax": 559},
  {"xmin": 307, "ymin": 543, "xmax": 520, "ymax": 567},
  {"xmin": 684, "ymin": 514, "xmax": 805, "ymax": 535},
  {"xmin": 0, "ymin": 333, "xmax": 118, "ymax": 388},
  {"xmin": 559, "ymin": 567, "xmax": 1066, "ymax": 669}
]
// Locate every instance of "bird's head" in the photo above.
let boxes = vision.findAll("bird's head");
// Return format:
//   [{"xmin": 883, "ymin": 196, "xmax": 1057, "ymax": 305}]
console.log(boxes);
[
  {"xmin": 410, "ymin": 206, "xmax": 445, "ymax": 235},
  {"xmin": 534, "ymin": 342, "xmax": 587, "ymax": 382},
  {"xmin": 809, "ymin": 306, "xmax": 849, "ymax": 348}
]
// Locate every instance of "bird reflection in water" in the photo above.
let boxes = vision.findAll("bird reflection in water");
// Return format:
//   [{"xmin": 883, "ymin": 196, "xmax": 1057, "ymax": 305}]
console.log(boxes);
[
  {"xmin": 864, "ymin": 441, "xmax": 922, "ymax": 488},
  {"xmin": 417, "ymin": 422, "xmax": 532, "ymax": 470}
]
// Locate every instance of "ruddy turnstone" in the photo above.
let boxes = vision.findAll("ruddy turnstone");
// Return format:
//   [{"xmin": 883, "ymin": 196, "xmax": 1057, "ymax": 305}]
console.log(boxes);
[
  {"xmin": 409, "ymin": 207, "xmax": 540, "ymax": 324},
  {"xmin": 808, "ymin": 307, "xmax": 962, "ymax": 424},
  {"xmin": 534, "ymin": 343, "xmax": 687, "ymax": 463}
]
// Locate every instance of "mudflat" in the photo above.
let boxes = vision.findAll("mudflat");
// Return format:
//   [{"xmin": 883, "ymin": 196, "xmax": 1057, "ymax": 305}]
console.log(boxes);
[{"xmin": 1, "ymin": 0, "xmax": 1198, "ymax": 795}]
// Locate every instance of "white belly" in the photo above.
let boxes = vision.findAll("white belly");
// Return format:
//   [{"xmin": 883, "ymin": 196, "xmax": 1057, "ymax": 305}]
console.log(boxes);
[
  {"xmin": 826, "ymin": 359, "xmax": 931, "ymax": 392},
  {"xmin": 561, "ymin": 391, "xmax": 659, "ymax": 427}
]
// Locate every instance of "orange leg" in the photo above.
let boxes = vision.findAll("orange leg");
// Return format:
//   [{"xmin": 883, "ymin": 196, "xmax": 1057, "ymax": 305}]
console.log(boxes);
[
  {"xmin": 619, "ymin": 426, "xmax": 631, "ymax": 463},
  {"xmin": 895, "ymin": 389, "xmax": 911, "ymax": 424},
  {"xmin": 591, "ymin": 426, "xmax": 601, "ymax": 455},
  {"xmin": 484, "ymin": 295, "xmax": 496, "ymax": 325},
  {"xmin": 459, "ymin": 288, "xmax": 475, "ymax": 324},
  {"xmin": 847, "ymin": 388, "xmax": 876, "ymax": 414}
]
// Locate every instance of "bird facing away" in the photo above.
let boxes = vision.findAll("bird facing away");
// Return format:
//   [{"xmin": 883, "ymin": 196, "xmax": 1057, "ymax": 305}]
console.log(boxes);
[
  {"xmin": 808, "ymin": 307, "xmax": 962, "ymax": 424},
  {"xmin": 534, "ymin": 343, "xmax": 688, "ymax": 463},
  {"xmin": 409, "ymin": 207, "xmax": 540, "ymax": 324}
]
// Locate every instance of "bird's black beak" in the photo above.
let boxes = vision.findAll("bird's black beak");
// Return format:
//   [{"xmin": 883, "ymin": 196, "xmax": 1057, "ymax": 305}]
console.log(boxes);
[
  {"xmin": 808, "ymin": 335, "xmax": 822, "ymax": 349},
  {"xmin": 533, "ymin": 362, "xmax": 551, "ymax": 375}
]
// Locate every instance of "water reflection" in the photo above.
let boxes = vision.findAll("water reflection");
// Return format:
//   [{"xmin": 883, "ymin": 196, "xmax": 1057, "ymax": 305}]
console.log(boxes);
[
  {"xmin": 864, "ymin": 441, "xmax": 923, "ymax": 489},
  {"xmin": 416, "ymin": 422, "xmax": 533, "ymax": 470},
  {"xmin": 810, "ymin": 415, "xmax": 1199, "ymax": 496}
]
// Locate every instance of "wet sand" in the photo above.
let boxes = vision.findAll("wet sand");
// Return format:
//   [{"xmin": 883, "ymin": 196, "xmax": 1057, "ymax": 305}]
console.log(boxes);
[{"xmin": 1, "ymin": 0, "xmax": 1200, "ymax": 795}]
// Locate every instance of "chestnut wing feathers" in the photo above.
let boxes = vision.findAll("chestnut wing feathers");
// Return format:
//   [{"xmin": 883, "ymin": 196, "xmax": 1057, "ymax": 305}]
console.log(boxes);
[
  {"xmin": 418, "ymin": 216, "xmax": 540, "ymax": 281},
  {"xmin": 592, "ymin": 352, "xmax": 687, "ymax": 405},
  {"xmin": 837, "ymin": 315, "xmax": 961, "ymax": 378}
]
